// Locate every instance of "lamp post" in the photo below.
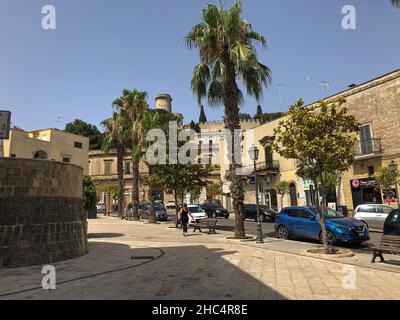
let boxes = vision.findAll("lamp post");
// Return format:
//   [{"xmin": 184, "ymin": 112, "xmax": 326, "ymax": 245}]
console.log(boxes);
[
  {"xmin": 388, "ymin": 161, "xmax": 400, "ymax": 208},
  {"xmin": 249, "ymin": 145, "xmax": 264, "ymax": 244}
]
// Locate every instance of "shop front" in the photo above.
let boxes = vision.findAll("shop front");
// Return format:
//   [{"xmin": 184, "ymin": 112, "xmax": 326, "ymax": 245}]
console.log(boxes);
[{"xmin": 350, "ymin": 178, "xmax": 382, "ymax": 209}]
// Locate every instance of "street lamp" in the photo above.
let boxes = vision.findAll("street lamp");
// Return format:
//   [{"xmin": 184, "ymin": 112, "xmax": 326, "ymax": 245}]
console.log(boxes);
[
  {"xmin": 249, "ymin": 145, "xmax": 264, "ymax": 244},
  {"xmin": 388, "ymin": 160, "xmax": 400, "ymax": 208}
]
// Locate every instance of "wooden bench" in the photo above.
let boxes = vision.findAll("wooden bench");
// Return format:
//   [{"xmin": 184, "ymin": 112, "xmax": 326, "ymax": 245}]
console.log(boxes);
[
  {"xmin": 193, "ymin": 218, "xmax": 218, "ymax": 235},
  {"xmin": 371, "ymin": 234, "xmax": 400, "ymax": 263}
]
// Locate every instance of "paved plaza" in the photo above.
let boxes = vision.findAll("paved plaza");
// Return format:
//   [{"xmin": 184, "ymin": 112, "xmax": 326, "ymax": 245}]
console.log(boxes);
[{"xmin": 1, "ymin": 216, "xmax": 400, "ymax": 300}]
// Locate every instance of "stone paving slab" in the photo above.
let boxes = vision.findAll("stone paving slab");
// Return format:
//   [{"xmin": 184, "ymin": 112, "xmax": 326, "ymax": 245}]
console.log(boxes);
[{"xmin": 0, "ymin": 216, "xmax": 399, "ymax": 300}]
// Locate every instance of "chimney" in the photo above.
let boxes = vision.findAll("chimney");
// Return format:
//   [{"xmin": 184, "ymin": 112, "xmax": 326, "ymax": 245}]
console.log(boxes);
[{"xmin": 348, "ymin": 84, "xmax": 357, "ymax": 88}]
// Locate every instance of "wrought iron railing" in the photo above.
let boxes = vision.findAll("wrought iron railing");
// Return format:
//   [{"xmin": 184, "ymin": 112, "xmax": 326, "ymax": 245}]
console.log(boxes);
[{"xmin": 353, "ymin": 138, "xmax": 382, "ymax": 158}]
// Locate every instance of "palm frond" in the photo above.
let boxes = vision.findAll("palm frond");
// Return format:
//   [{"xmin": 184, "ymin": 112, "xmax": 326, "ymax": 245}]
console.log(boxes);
[{"xmin": 393, "ymin": 0, "xmax": 400, "ymax": 8}]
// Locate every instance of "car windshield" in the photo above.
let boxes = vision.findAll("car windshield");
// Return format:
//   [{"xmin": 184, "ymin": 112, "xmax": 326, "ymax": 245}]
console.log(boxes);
[
  {"xmin": 312, "ymin": 207, "xmax": 344, "ymax": 219},
  {"xmin": 155, "ymin": 204, "xmax": 165, "ymax": 210},
  {"xmin": 188, "ymin": 206, "xmax": 202, "ymax": 213}
]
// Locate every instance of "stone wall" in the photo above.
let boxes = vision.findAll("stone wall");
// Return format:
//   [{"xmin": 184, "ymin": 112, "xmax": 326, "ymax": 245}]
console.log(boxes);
[{"xmin": 0, "ymin": 158, "xmax": 88, "ymax": 268}]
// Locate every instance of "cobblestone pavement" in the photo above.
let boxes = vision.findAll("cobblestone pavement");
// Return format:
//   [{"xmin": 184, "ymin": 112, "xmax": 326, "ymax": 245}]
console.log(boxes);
[{"xmin": 1, "ymin": 216, "xmax": 399, "ymax": 300}]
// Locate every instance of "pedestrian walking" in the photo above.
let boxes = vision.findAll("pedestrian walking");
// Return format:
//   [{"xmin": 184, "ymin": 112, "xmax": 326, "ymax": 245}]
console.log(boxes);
[{"xmin": 179, "ymin": 204, "xmax": 193, "ymax": 237}]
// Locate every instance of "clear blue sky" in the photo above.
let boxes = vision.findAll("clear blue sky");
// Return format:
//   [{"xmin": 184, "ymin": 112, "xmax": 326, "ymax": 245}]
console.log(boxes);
[{"xmin": 1, "ymin": 0, "xmax": 399, "ymax": 131}]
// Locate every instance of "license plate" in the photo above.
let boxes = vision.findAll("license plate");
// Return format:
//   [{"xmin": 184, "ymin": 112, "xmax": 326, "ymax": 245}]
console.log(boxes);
[{"xmin": 358, "ymin": 232, "xmax": 365, "ymax": 237}]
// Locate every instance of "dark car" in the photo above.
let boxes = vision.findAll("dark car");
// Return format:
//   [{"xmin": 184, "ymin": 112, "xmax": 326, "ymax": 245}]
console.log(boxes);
[
  {"xmin": 384, "ymin": 209, "xmax": 400, "ymax": 235},
  {"xmin": 244, "ymin": 204, "xmax": 278, "ymax": 222},
  {"xmin": 200, "ymin": 202, "xmax": 230, "ymax": 219}
]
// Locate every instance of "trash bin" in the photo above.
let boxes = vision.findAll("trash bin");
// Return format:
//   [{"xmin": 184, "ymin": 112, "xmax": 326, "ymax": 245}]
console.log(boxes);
[{"xmin": 87, "ymin": 208, "xmax": 97, "ymax": 219}]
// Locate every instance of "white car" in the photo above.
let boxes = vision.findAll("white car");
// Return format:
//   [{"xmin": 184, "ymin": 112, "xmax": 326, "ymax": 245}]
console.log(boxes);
[
  {"xmin": 97, "ymin": 202, "xmax": 106, "ymax": 213},
  {"xmin": 166, "ymin": 202, "xmax": 176, "ymax": 210},
  {"xmin": 187, "ymin": 204, "xmax": 208, "ymax": 224},
  {"xmin": 353, "ymin": 204, "xmax": 395, "ymax": 230}
]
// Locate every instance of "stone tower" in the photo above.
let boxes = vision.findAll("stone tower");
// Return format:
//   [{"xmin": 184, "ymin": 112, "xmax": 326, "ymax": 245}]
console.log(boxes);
[{"xmin": 155, "ymin": 94, "xmax": 172, "ymax": 113}]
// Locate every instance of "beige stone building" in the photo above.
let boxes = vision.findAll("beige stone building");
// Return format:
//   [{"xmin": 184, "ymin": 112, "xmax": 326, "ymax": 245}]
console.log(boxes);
[
  {"xmin": 1, "ymin": 127, "xmax": 89, "ymax": 174},
  {"xmin": 219, "ymin": 69, "xmax": 400, "ymax": 214}
]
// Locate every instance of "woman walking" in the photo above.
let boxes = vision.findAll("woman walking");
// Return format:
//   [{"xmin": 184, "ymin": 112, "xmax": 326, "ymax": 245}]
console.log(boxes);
[{"xmin": 179, "ymin": 204, "xmax": 193, "ymax": 237}]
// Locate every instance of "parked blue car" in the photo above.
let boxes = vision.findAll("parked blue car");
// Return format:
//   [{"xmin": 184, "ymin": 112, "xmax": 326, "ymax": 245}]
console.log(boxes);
[{"xmin": 275, "ymin": 206, "xmax": 370, "ymax": 245}]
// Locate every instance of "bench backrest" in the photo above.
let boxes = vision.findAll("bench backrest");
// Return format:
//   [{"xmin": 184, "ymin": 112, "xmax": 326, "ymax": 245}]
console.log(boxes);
[
  {"xmin": 201, "ymin": 218, "xmax": 218, "ymax": 226},
  {"xmin": 381, "ymin": 235, "xmax": 400, "ymax": 250}
]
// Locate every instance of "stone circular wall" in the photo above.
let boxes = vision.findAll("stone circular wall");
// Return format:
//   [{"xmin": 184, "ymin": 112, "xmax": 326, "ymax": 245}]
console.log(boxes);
[{"xmin": 0, "ymin": 158, "xmax": 88, "ymax": 268}]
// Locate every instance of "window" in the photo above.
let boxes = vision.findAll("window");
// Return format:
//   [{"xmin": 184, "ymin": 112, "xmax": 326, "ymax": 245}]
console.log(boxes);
[
  {"xmin": 104, "ymin": 161, "xmax": 112, "ymax": 175},
  {"xmin": 359, "ymin": 205, "xmax": 376, "ymax": 213},
  {"xmin": 298, "ymin": 209, "xmax": 313, "ymax": 219},
  {"xmin": 390, "ymin": 212, "xmax": 400, "ymax": 223},
  {"xmin": 285, "ymin": 209, "xmax": 300, "ymax": 217},
  {"xmin": 377, "ymin": 205, "xmax": 393, "ymax": 215},
  {"xmin": 74, "ymin": 141, "xmax": 83, "ymax": 149},
  {"xmin": 125, "ymin": 162, "xmax": 131, "ymax": 174},
  {"xmin": 264, "ymin": 145, "xmax": 273, "ymax": 166},
  {"xmin": 62, "ymin": 157, "xmax": 70, "ymax": 163},
  {"xmin": 359, "ymin": 124, "xmax": 373, "ymax": 155},
  {"xmin": 367, "ymin": 166, "xmax": 374, "ymax": 176}
]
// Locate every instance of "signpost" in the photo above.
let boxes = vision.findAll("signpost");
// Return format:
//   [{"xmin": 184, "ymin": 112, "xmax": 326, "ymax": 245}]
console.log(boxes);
[{"xmin": 0, "ymin": 110, "xmax": 11, "ymax": 158}]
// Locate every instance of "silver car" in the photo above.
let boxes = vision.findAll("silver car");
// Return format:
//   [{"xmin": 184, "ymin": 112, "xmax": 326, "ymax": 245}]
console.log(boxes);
[{"xmin": 353, "ymin": 204, "xmax": 395, "ymax": 230}]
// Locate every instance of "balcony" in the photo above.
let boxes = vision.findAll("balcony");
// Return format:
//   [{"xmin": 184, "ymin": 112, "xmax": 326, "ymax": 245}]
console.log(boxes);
[
  {"xmin": 241, "ymin": 160, "xmax": 280, "ymax": 176},
  {"xmin": 353, "ymin": 138, "xmax": 382, "ymax": 159}
]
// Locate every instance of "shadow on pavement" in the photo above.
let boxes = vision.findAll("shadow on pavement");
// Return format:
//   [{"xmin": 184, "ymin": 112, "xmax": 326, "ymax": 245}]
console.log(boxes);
[
  {"xmin": 88, "ymin": 233, "xmax": 125, "ymax": 239},
  {"xmin": 0, "ymin": 241, "xmax": 286, "ymax": 300}
]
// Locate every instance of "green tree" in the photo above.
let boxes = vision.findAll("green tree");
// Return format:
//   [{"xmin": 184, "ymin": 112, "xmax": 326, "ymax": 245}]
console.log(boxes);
[
  {"xmin": 258, "ymin": 112, "xmax": 285, "ymax": 123},
  {"xmin": 272, "ymin": 98, "xmax": 359, "ymax": 253},
  {"xmin": 375, "ymin": 167, "xmax": 398, "ymax": 205},
  {"xmin": 64, "ymin": 119, "xmax": 104, "ymax": 150},
  {"xmin": 83, "ymin": 175, "xmax": 97, "ymax": 212},
  {"xmin": 189, "ymin": 120, "xmax": 201, "ymax": 133},
  {"xmin": 145, "ymin": 164, "xmax": 211, "ymax": 226},
  {"xmin": 275, "ymin": 180, "xmax": 289, "ymax": 210},
  {"xmin": 186, "ymin": 0, "xmax": 271, "ymax": 239},
  {"xmin": 112, "ymin": 89, "xmax": 148, "ymax": 221},
  {"xmin": 101, "ymin": 110, "xmax": 131, "ymax": 217},
  {"xmin": 206, "ymin": 182, "xmax": 222, "ymax": 199},
  {"xmin": 255, "ymin": 105, "xmax": 263, "ymax": 119},
  {"xmin": 238, "ymin": 113, "xmax": 252, "ymax": 120},
  {"xmin": 199, "ymin": 105, "xmax": 207, "ymax": 123},
  {"xmin": 135, "ymin": 109, "xmax": 180, "ymax": 223}
]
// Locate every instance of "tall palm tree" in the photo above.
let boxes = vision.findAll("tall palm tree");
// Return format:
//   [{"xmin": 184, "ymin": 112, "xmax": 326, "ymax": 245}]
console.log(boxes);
[
  {"xmin": 134, "ymin": 109, "xmax": 162, "ymax": 224},
  {"xmin": 113, "ymin": 89, "xmax": 148, "ymax": 221},
  {"xmin": 101, "ymin": 110, "xmax": 130, "ymax": 217},
  {"xmin": 185, "ymin": 0, "xmax": 271, "ymax": 238},
  {"xmin": 392, "ymin": 0, "xmax": 400, "ymax": 8}
]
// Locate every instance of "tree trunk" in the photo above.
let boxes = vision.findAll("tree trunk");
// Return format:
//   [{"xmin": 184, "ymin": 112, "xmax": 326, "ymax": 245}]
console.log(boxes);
[
  {"xmin": 337, "ymin": 173, "xmax": 342, "ymax": 210},
  {"xmin": 280, "ymin": 195, "xmax": 284, "ymax": 211},
  {"xmin": 148, "ymin": 165, "xmax": 157, "ymax": 224},
  {"xmin": 117, "ymin": 145, "xmax": 125, "ymax": 218},
  {"xmin": 222, "ymin": 53, "xmax": 246, "ymax": 239},
  {"xmin": 315, "ymin": 177, "xmax": 331, "ymax": 254},
  {"xmin": 131, "ymin": 134, "xmax": 140, "ymax": 221}
]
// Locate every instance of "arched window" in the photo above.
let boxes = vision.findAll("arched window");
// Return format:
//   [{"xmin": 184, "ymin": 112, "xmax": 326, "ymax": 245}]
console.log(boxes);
[
  {"xmin": 33, "ymin": 149, "xmax": 49, "ymax": 160},
  {"xmin": 289, "ymin": 182, "xmax": 298, "ymax": 207}
]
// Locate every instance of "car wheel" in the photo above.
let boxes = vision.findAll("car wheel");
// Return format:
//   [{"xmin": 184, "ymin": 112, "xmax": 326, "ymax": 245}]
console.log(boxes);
[
  {"xmin": 277, "ymin": 225, "xmax": 289, "ymax": 239},
  {"xmin": 320, "ymin": 231, "xmax": 336, "ymax": 245}
]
